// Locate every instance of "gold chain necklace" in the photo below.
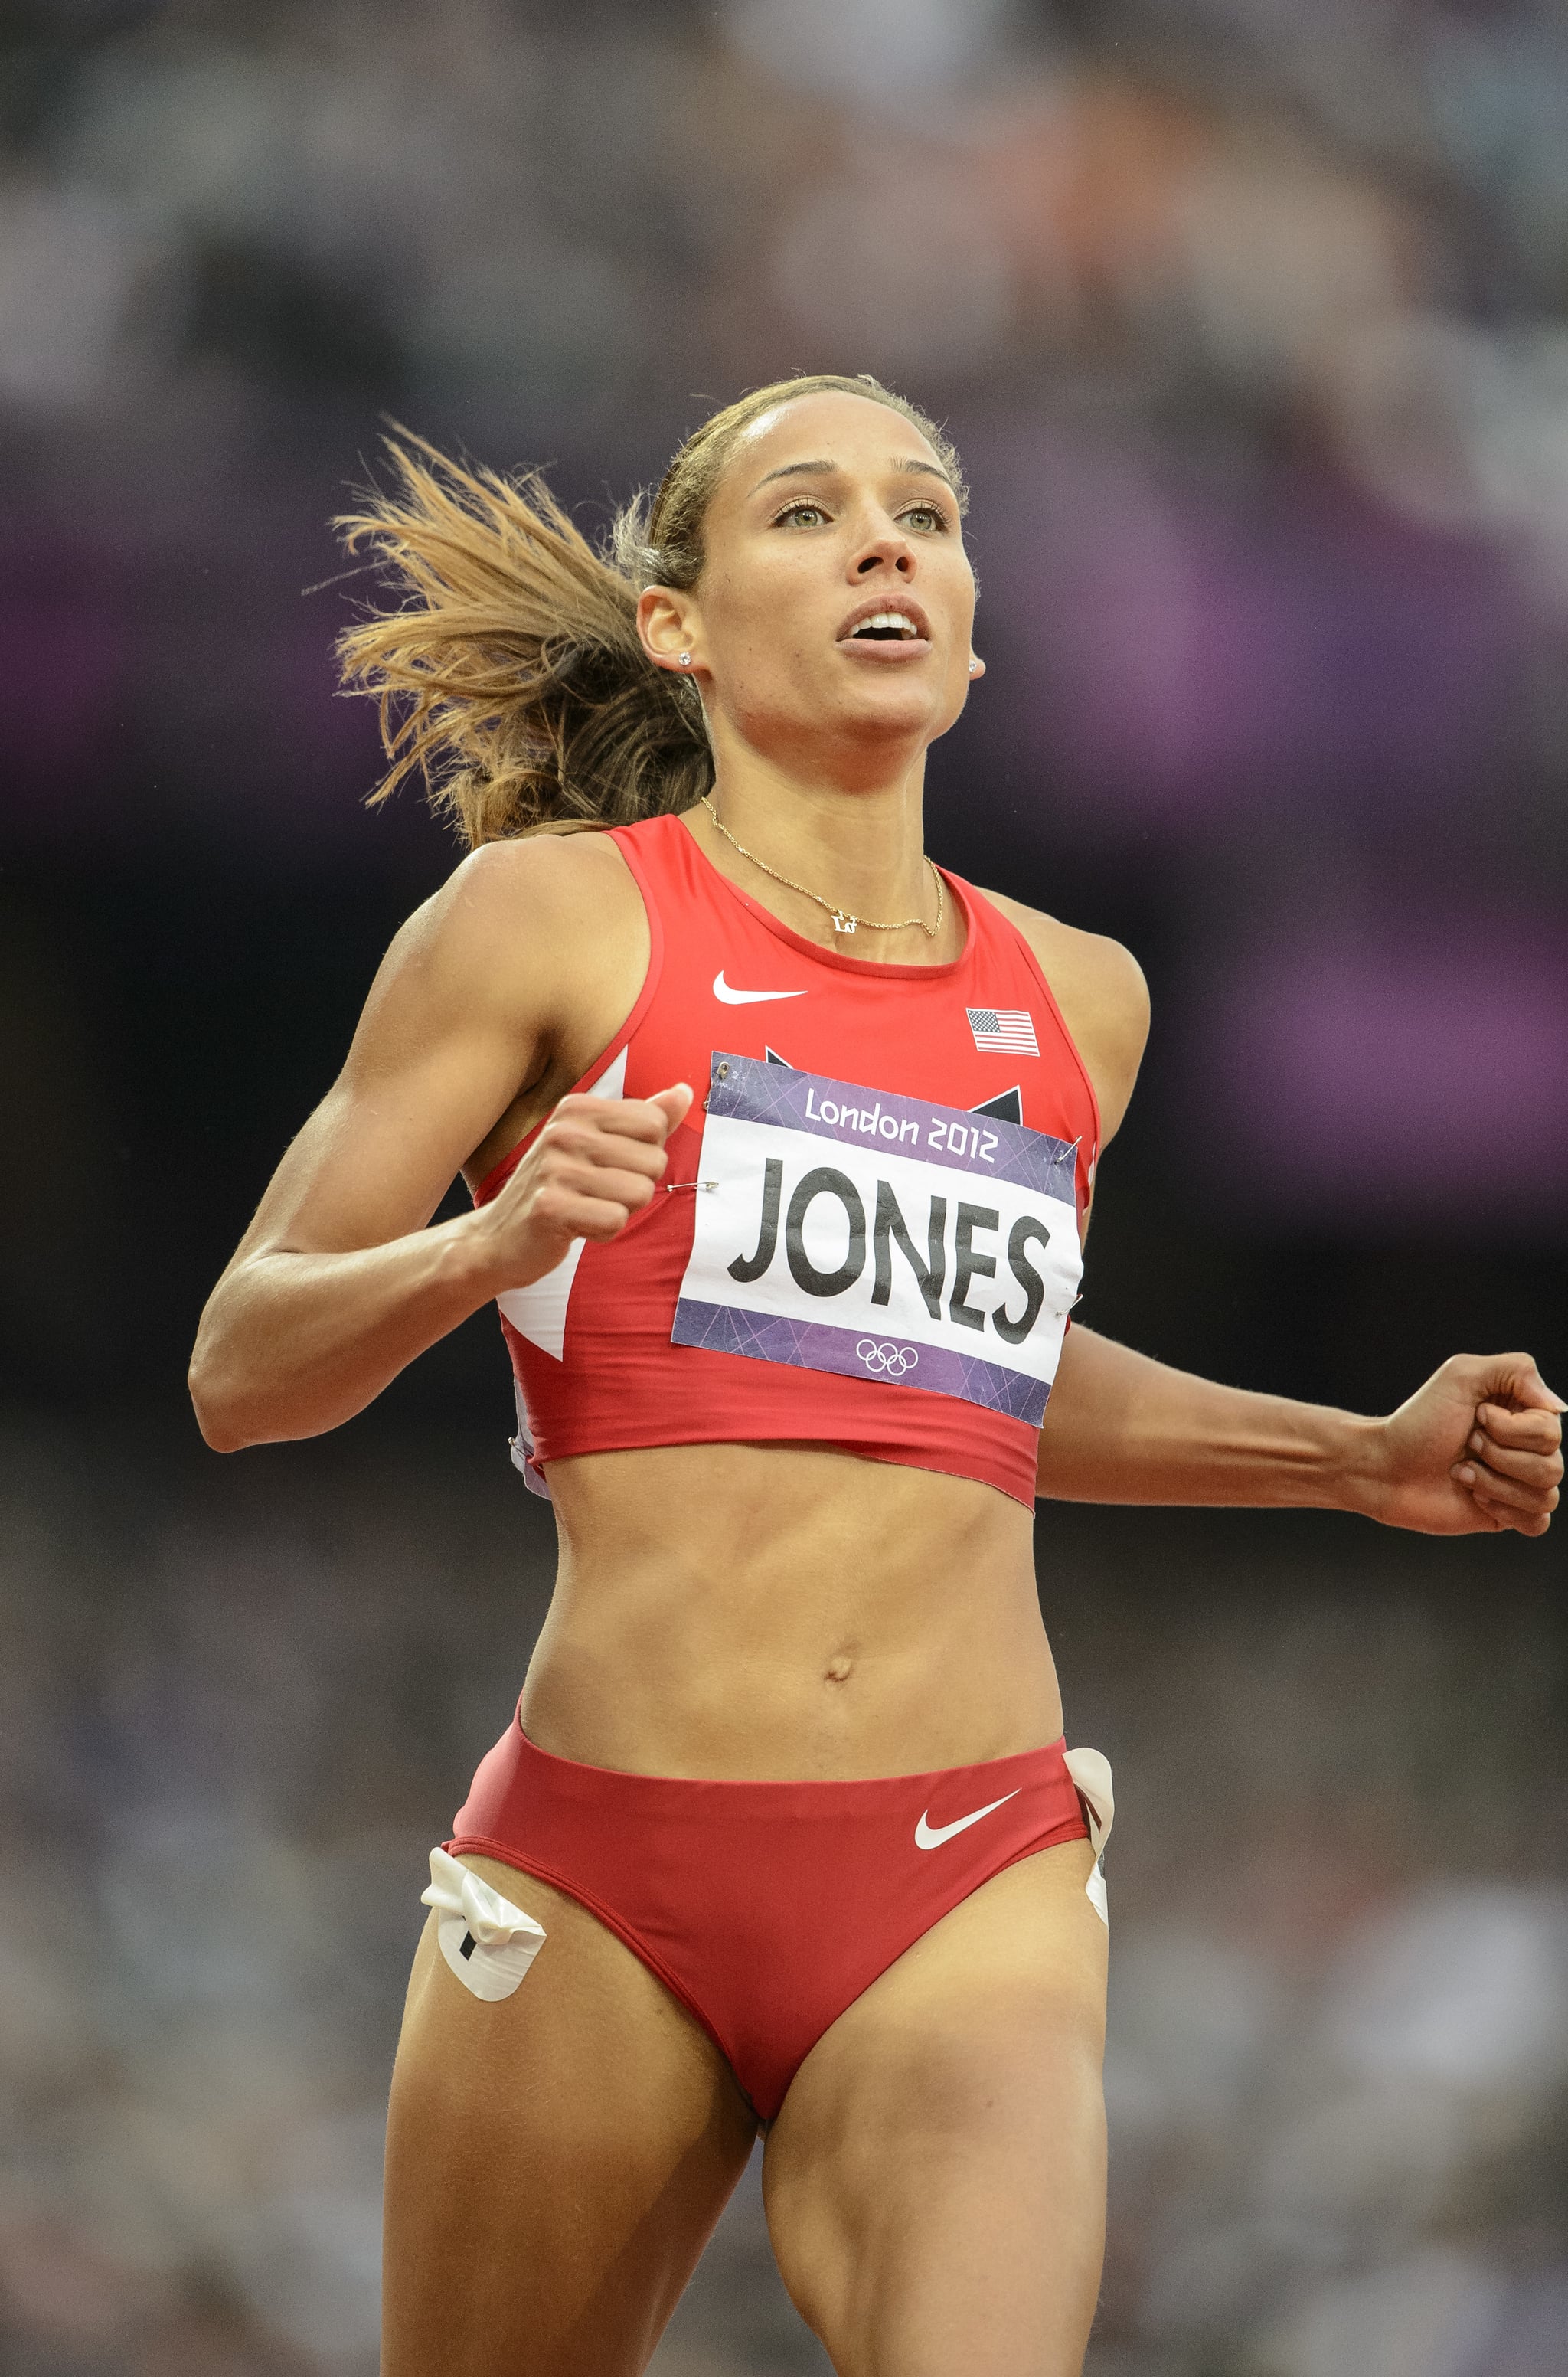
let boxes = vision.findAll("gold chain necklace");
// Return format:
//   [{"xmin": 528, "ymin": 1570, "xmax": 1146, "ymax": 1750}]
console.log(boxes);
[{"xmin": 699, "ymin": 795, "xmax": 945, "ymax": 940}]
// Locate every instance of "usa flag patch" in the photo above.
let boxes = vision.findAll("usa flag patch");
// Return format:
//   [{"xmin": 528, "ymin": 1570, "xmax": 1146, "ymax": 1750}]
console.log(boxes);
[{"xmin": 967, "ymin": 1006, "xmax": 1040, "ymax": 1057}]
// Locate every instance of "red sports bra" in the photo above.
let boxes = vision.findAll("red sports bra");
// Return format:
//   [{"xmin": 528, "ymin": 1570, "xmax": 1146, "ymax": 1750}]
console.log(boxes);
[{"xmin": 473, "ymin": 812, "xmax": 1100, "ymax": 1508}]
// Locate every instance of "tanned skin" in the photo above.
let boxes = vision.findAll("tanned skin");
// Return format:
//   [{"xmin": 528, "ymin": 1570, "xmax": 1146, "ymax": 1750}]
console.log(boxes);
[{"xmin": 191, "ymin": 392, "xmax": 1561, "ymax": 2377}]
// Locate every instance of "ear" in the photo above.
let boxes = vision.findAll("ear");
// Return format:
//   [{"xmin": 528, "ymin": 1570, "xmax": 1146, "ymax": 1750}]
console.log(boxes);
[{"xmin": 638, "ymin": 586, "xmax": 702, "ymax": 675}]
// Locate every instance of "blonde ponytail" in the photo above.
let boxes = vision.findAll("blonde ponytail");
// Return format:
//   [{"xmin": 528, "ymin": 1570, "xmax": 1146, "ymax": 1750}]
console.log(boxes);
[{"xmin": 336, "ymin": 436, "xmax": 710, "ymax": 847}]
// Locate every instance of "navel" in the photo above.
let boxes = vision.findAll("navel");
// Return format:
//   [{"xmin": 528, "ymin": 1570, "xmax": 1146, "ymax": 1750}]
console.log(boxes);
[{"xmin": 824, "ymin": 1653, "xmax": 854, "ymax": 1684}]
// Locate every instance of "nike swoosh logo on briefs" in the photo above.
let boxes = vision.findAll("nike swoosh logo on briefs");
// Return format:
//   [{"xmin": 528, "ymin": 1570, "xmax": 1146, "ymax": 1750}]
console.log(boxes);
[
  {"xmin": 713, "ymin": 971, "xmax": 808, "ymax": 1005},
  {"xmin": 914, "ymin": 1790, "xmax": 1021, "ymax": 1850}
]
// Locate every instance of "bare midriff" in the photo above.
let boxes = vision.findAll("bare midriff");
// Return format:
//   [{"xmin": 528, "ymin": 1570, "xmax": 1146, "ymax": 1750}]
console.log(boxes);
[{"xmin": 518, "ymin": 1440, "xmax": 1059, "ymax": 1782}]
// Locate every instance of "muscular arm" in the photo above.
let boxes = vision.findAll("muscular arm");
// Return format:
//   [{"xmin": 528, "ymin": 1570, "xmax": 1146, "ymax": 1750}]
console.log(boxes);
[
  {"xmin": 188, "ymin": 835, "xmax": 686, "ymax": 1452},
  {"xmin": 1039, "ymin": 1327, "xmax": 1561, "ymax": 1535},
  {"xmin": 984, "ymin": 892, "xmax": 1561, "ymax": 1539}
]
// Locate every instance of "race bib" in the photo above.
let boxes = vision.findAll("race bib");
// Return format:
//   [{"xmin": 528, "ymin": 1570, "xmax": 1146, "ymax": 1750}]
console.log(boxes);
[{"xmin": 672, "ymin": 1054, "xmax": 1083, "ymax": 1424}]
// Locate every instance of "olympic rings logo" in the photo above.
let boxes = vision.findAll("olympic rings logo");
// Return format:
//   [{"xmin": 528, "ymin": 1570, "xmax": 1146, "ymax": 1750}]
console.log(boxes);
[{"xmin": 856, "ymin": 1339, "xmax": 920, "ymax": 1377}]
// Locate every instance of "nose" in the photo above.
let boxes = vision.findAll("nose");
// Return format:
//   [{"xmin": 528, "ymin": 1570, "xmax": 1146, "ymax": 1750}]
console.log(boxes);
[{"xmin": 853, "ymin": 525, "xmax": 915, "ymax": 578}]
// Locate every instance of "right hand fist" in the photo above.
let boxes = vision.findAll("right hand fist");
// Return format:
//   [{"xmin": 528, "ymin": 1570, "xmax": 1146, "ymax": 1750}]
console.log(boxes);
[{"xmin": 473, "ymin": 1081, "xmax": 694, "ymax": 1289}]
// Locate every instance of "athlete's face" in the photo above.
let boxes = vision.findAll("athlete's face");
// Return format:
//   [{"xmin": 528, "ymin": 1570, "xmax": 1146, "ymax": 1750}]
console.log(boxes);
[{"xmin": 642, "ymin": 391, "xmax": 982, "ymax": 774}]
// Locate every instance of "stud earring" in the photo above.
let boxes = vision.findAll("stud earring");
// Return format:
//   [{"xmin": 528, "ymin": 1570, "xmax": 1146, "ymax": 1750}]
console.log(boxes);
[{"xmin": 678, "ymin": 652, "xmax": 691, "ymax": 668}]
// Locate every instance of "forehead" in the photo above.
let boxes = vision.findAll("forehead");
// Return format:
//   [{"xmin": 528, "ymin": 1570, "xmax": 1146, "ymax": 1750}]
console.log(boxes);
[{"xmin": 723, "ymin": 390, "xmax": 944, "ymax": 495}]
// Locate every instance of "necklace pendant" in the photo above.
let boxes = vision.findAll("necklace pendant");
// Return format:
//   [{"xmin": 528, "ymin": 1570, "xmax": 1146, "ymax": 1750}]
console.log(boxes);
[{"xmin": 831, "ymin": 911, "xmax": 857, "ymax": 934}]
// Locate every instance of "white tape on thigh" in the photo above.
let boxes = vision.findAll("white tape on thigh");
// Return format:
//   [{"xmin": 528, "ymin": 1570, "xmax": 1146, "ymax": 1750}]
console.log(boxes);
[
  {"xmin": 421, "ymin": 1846, "xmax": 547, "ymax": 2001},
  {"xmin": 1063, "ymin": 1747, "xmax": 1114, "ymax": 1928}
]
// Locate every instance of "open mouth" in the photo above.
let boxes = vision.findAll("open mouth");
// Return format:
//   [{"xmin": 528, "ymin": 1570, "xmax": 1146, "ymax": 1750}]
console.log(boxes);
[
  {"xmin": 837, "ymin": 597, "xmax": 933, "ymax": 647},
  {"xmin": 850, "ymin": 610, "xmax": 922, "ymax": 642}
]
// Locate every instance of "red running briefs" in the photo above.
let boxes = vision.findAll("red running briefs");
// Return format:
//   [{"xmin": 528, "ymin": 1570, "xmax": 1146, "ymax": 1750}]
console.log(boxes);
[{"xmin": 449, "ymin": 1713, "xmax": 1093, "ymax": 2121}]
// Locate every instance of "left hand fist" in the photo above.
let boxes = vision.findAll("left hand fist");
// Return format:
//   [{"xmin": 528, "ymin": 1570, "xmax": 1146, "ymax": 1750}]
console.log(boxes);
[{"xmin": 1374, "ymin": 1353, "xmax": 1563, "ymax": 1537}]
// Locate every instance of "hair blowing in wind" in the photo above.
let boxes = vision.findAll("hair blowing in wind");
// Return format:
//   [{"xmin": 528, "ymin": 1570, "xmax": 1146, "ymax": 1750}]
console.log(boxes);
[{"xmin": 335, "ymin": 374, "xmax": 966, "ymax": 850}]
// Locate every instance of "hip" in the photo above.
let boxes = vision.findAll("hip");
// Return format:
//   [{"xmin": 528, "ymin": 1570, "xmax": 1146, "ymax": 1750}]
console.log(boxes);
[{"xmin": 443, "ymin": 1715, "xmax": 1111, "ymax": 2120}]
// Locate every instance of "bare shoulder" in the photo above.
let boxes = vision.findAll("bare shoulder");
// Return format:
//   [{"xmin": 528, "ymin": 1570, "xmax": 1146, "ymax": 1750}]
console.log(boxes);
[
  {"xmin": 361, "ymin": 827, "xmax": 645, "ymax": 1044},
  {"xmin": 975, "ymin": 887, "xmax": 1150, "ymax": 1146},
  {"xmin": 419, "ymin": 827, "xmax": 639, "ymax": 973}
]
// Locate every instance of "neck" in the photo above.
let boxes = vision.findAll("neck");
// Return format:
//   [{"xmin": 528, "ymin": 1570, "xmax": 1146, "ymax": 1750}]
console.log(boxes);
[{"xmin": 696, "ymin": 729, "xmax": 942, "ymax": 955}]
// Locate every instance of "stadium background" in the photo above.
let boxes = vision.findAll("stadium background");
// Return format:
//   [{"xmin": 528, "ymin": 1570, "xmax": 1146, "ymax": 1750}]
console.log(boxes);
[{"xmin": 2, "ymin": 3, "xmax": 1564, "ymax": 2371}]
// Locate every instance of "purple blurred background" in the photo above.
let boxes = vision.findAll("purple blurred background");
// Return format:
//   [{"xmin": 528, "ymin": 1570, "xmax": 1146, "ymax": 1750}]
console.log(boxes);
[{"xmin": 1, "ymin": 3, "xmax": 1564, "ymax": 2372}]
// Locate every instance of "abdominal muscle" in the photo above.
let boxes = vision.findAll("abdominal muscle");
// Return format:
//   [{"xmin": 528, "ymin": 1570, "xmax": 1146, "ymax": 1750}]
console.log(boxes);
[{"xmin": 518, "ymin": 1439, "xmax": 1062, "ymax": 1782}]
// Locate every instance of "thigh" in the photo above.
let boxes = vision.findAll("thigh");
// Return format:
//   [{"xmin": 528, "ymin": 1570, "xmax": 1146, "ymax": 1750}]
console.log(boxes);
[
  {"xmin": 762, "ymin": 1839, "xmax": 1108, "ymax": 2377},
  {"xmin": 383, "ymin": 1854, "xmax": 757, "ymax": 2377}
]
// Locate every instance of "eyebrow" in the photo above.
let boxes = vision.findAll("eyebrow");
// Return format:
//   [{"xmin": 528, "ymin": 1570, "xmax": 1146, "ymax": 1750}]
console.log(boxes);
[{"xmin": 750, "ymin": 457, "xmax": 956, "ymax": 498}]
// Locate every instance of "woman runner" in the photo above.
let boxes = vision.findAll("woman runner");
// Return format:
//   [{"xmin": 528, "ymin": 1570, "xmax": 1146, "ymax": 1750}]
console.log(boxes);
[{"xmin": 189, "ymin": 374, "xmax": 1562, "ymax": 2377}]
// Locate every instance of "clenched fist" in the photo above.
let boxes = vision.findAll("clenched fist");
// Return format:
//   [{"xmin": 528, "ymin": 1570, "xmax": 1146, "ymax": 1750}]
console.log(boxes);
[
  {"xmin": 471, "ymin": 1081, "xmax": 694, "ymax": 1290},
  {"xmin": 1372, "ymin": 1352, "xmax": 1563, "ymax": 1538}
]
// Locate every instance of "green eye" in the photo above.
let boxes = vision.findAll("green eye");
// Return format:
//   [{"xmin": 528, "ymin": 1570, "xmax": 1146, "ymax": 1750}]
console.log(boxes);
[
  {"xmin": 901, "ymin": 504, "xmax": 947, "ymax": 533},
  {"xmin": 777, "ymin": 502, "xmax": 828, "ymax": 528}
]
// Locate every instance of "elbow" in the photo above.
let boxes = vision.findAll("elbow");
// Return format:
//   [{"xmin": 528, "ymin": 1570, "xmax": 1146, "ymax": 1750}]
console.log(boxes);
[
  {"xmin": 188, "ymin": 1355, "xmax": 244, "ymax": 1453},
  {"xmin": 188, "ymin": 1322, "xmax": 258, "ymax": 1453},
  {"xmin": 194, "ymin": 1408, "xmax": 247, "ymax": 1457}
]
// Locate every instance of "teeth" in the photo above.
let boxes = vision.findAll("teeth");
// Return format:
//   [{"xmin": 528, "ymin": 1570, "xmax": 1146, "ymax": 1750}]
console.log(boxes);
[{"xmin": 852, "ymin": 611, "xmax": 920, "ymax": 638}]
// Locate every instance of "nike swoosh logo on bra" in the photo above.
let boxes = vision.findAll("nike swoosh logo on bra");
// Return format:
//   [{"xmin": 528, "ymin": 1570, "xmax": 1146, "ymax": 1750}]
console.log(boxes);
[
  {"xmin": 713, "ymin": 971, "xmax": 808, "ymax": 1005},
  {"xmin": 914, "ymin": 1789, "xmax": 1021, "ymax": 1850}
]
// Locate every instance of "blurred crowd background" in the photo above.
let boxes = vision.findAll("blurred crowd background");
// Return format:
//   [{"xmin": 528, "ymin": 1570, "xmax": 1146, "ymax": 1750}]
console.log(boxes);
[{"xmin": 2, "ymin": 2, "xmax": 1564, "ymax": 2372}]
